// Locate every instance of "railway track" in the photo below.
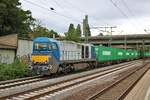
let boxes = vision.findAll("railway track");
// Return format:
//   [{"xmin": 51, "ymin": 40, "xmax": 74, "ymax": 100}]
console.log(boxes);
[
  {"xmin": 0, "ymin": 75, "xmax": 42, "ymax": 85},
  {"xmin": 0, "ymin": 76, "xmax": 49, "ymax": 90},
  {"xmin": 0, "ymin": 60, "xmax": 142, "ymax": 100},
  {"xmin": 88, "ymin": 62, "xmax": 150, "ymax": 100}
]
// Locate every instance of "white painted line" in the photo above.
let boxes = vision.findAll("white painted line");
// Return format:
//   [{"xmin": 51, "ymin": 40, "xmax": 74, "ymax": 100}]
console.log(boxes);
[{"xmin": 145, "ymin": 85, "xmax": 150, "ymax": 100}]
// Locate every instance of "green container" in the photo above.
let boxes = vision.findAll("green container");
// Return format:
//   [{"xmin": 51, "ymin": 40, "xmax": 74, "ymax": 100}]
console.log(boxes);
[
  {"xmin": 95, "ymin": 46, "xmax": 114, "ymax": 62},
  {"xmin": 124, "ymin": 50, "xmax": 138, "ymax": 59},
  {"xmin": 95, "ymin": 46, "xmax": 122, "ymax": 62},
  {"xmin": 144, "ymin": 52, "xmax": 150, "ymax": 57},
  {"xmin": 116, "ymin": 48, "xmax": 125, "ymax": 60},
  {"xmin": 95, "ymin": 46, "xmax": 139, "ymax": 62}
]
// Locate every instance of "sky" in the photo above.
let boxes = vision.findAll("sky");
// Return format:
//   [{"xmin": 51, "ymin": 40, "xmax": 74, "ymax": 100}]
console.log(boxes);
[{"xmin": 20, "ymin": 0, "xmax": 150, "ymax": 36}]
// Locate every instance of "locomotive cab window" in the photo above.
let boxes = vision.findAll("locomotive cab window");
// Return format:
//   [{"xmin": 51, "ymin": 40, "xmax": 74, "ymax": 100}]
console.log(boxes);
[
  {"xmin": 48, "ymin": 44, "xmax": 52, "ymax": 49},
  {"xmin": 34, "ymin": 43, "xmax": 48, "ymax": 50}
]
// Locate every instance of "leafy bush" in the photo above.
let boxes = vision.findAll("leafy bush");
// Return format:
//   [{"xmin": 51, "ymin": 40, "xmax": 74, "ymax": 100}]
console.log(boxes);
[{"xmin": 0, "ymin": 59, "xmax": 31, "ymax": 81}]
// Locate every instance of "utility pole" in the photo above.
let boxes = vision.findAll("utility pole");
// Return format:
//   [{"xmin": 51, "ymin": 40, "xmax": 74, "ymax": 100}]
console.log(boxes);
[
  {"xmin": 53, "ymin": 34, "xmax": 55, "ymax": 39},
  {"xmin": 124, "ymin": 34, "xmax": 127, "ymax": 50},
  {"xmin": 142, "ymin": 39, "xmax": 145, "ymax": 62},
  {"xmin": 105, "ymin": 26, "xmax": 117, "ymax": 47},
  {"xmin": 91, "ymin": 26, "xmax": 117, "ymax": 47},
  {"xmin": 142, "ymin": 39, "xmax": 145, "ymax": 52},
  {"xmin": 136, "ymin": 41, "xmax": 138, "ymax": 50}
]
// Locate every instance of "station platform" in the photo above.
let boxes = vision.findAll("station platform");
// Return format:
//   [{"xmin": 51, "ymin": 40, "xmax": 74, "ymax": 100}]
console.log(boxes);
[{"xmin": 124, "ymin": 68, "xmax": 150, "ymax": 100}]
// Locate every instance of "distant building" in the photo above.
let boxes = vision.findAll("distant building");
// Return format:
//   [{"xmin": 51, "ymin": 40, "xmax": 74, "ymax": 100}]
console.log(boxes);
[
  {"xmin": 0, "ymin": 34, "xmax": 17, "ymax": 64},
  {"xmin": 0, "ymin": 34, "xmax": 33, "ymax": 64}
]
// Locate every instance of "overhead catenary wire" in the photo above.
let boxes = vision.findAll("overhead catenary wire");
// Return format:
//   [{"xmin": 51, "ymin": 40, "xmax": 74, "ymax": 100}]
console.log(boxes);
[
  {"xmin": 44, "ymin": 0, "xmax": 101, "ymax": 31},
  {"xmin": 108, "ymin": 0, "xmax": 139, "ymax": 32},
  {"xmin": 63, "ymin": 0, "xmax": 87, "ymax": 14},
  {"xmin": 109, "ymin": 0, "xmax": 129, "ymax": 19},
  {"xmin": 51, "ymin": 0, "xmax": 82, "ymax": 23},
  {"xmin": 121, "ymin": 0, "xmax": 135, "ymax": 17},
  {"xmin": 119, "ymin": 0, "xmax": 144, "ymax": 31},
  {"xmin": 23, "ymin": 0, "xmax": 119, "ymax": 35},
  {"xmin": 23, "ymin": 0, "xmax": 82, "ymax": 24},
  {"xmin": 23, "ymin": 0, "xmax": 111, "ymax": 27},
  {"xmin": 62, "ymin": 0, "xmax": 108, "ymax": 25}
]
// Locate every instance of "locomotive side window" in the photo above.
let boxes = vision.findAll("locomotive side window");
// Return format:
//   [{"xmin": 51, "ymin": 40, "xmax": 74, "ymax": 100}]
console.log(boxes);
[
  {"xmin": 52, "ymin": 43, "xmax": 57, "ymax": 49},
  {"xmin": 82, "ymin": 45, "xmax": 84, "ymax": 58},
  {"xmin": 85, "ymin": 46, "xmax": 89, "ymax": 58}
]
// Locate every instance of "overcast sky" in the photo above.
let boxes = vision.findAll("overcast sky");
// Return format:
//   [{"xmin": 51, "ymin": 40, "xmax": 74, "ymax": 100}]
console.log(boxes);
[{"xmin": 20, "ymin": 0, "xmax": 150, "ymax": 36}]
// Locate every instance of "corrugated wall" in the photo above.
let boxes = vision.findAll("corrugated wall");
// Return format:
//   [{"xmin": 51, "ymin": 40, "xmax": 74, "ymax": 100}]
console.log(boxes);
[
  {"xmin": 17, "ymin": 40, "xmax": 33, "ymax": 57},
  {"xmin": 0, "ymin": 39, "xmax": 33, "ymax": 64},
  {"xmin": 17, "ymin": 40, "xmax": 33, "ymax": 63},
  {"xmin": 0, "ymin": 49, "xmax": 15, "ymax": 64}
]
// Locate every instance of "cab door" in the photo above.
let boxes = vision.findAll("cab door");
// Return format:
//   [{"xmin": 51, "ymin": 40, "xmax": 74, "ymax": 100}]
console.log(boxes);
[{"xmin": 51, "ymin": 43, "xmax": 60, "ymax": 61}]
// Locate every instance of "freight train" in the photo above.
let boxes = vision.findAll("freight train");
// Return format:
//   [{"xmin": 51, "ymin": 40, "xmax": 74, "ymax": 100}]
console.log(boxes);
[{"xmin": 31, "ymin": 37, "xmax": 149, "ymax": 75}]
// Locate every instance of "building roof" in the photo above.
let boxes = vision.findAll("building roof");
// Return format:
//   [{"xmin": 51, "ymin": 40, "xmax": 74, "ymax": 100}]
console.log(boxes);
[
  {"xmin": 83, "ymin": 34, "xmax": 150, "ymax": 40},
  {"xmin": 112, "ymin": 45, "xmax": 135, "ymax": 49},
  {"xmin": 0, "ymin": 34, "xmax": 18, "ymax": 49}
]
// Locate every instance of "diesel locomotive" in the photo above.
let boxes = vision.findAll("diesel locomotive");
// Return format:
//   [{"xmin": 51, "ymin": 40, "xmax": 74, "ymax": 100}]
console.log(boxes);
[
  {"xmin": 31, "ymin": 37, "xmax": 148, "ymax": 75},
  {"xmin": 31, "ymin": 37, "xmax": 96, "ymax": 75}
]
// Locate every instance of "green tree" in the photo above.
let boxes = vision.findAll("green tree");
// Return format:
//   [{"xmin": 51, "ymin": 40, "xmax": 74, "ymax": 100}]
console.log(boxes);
[
  {"xmin": 75, "ymin": 24, "xmax": 81, "ymax": 41},
  {"xmin": 50, "ymin": 30, "xmax": 59, "ymax": 38},
  {"xmin": 65, "ymin": 23, "xmax": 82, "ymax": 42},
  {"xmin": 65, "ymin": 23, "xmax": 75, "ymax": 41},
  {"xmin": 0, "ymin": 0, "xmax": 34, "ymax": 37},
  {"xmin": 83, "ymin": 15, "xmax": 91, "ymax": 37},
  {"xmin": 28, "ymin": 25, "xmax": 59, "ymax": 39},
  {"xmin": 76, "ymin": 24, "xmax": 81, "ymax": 37}
]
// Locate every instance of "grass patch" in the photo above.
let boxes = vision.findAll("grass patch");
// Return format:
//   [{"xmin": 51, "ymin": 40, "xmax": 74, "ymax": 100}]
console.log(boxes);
[{"xmin": 0, "ymin": 59, "xmax": 31, "ymax": 81}]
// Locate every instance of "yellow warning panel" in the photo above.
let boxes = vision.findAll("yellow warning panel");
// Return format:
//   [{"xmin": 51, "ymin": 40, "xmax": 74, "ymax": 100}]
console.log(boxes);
[{"xmin": 32, "ymin": 55, "xmax": 48, "ymax": 63}]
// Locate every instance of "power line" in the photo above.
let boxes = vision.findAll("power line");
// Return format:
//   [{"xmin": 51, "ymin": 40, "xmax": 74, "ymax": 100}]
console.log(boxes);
[
  {"xmin": 121, "ymin": 0, "xmax": 135, "ymax": 17},
  {"xmin": 120, "ymin": 0, "xmax": 143, "ymax": 30},
  {"xmin": 109, "ymin": 0, "xmax": 129, "ymax": 18},
  {"xmin": 51, "ymin": 0, "xmax": 82, "ymax": 23},
  {"xmin": 109, "ymin": 0, "xmax": 138, "ymax": 31},
  {"xmin": 23, "ymin": 0, "xmax": 82, "ymax": 23},
  {"xmin": 49, "ymin": 0, "xmax": 98, "ymax": 28},
  {"xmin": 23, "ymin": 0, "xmax": 49, "ymax": 11},
  {"xmin": 26, "ymin": 0, "xmax": 109, "ymax": 29},
  {"xmin": 63, "ymin": 0, "xmax": 108, "ymax": 25},
  {"xmin": 63, "ymin": 0, "xmax": 87, "ymax": 14}
]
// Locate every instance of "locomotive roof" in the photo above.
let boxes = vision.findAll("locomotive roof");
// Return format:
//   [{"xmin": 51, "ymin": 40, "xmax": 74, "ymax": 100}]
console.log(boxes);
[
  {"xmin": 33, "ymin": 37, "xmax": 94, "ymax": 47},
  {"xmin": 33, "ymin": 37, "xmax": 58, "ymax": 43}
]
